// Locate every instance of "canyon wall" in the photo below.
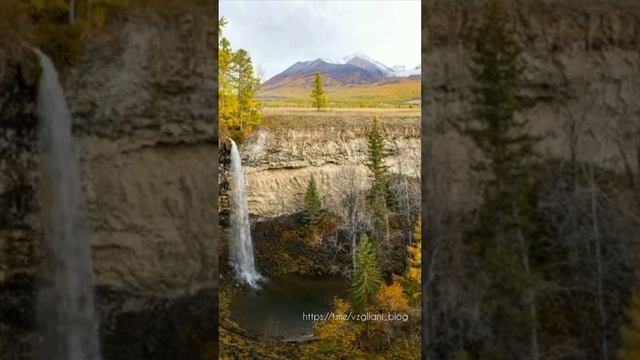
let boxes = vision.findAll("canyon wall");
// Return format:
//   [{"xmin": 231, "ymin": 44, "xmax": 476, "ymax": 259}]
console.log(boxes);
[
  {"xmin": 241, "ymin": 112, "xmax": 420, "ymax": 219},
  {"xmin": 423, "ymin": 0, "xmax": 640, "ymax": 209},
  {"xmin": 65, "ymin": 10, "xmax": 217, "ymax": 296},
  {"xmin": 0, "ymin": 5, "xmax": 218, "ymax": 359}
]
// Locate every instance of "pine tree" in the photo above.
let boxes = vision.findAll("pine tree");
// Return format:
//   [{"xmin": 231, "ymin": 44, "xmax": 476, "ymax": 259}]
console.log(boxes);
[
  {"xmin": 620, "ymin": 286, "xmax": 640, "ymax": 360},
  {"xmin": 311, "ymin": 72, "xmax": 327, "ymax": 111},
  {"xmin": 458, "ymin": 0, "xmax": 541, "ymax": 357},
  {"xmin": 462, "ymin": 0, "xmax": 538, "ymax": 194},
  {"xmin": 366, "ymin": 116, "xmax": 391, "ymax": 248},
  {"xmin": 303, "ymin": 175, "xmax": 322, "ymax": 226},
  {"xmin": 351, "ymin": 234, "xmax": 382, "ymax": 312},
  {"xmin": 367, "ymin": 116, "xmax": 390, "ymax": 197}
]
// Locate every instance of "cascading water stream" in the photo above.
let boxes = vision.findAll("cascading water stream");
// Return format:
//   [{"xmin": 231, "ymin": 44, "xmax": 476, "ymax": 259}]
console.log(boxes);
[
  {"xmin": 34, "ymin": 49, "xmax": 101, "ymax": 360},
  {"xmin": 229, "ymin": 139, "xmax": 262, "ymax": 288}
]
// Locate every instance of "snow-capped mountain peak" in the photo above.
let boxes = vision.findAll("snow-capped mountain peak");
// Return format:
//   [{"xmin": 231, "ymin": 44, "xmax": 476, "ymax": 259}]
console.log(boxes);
[
  {"xmin": 342, "ymin": 53, "xmax": 395, "ymax": 75},
  {"xmin": 263, "ymin": 54, "xmax": 421, "ymax": 87},
  {"xmin": 317, "ymin": 57, "xmax": 341, "ymax": 64}
]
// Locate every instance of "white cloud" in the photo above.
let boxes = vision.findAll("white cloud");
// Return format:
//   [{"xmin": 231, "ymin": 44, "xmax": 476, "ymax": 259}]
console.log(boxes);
[{"xmin": 220, "ymin": 0, "xmax": 421, "ymax": 80}]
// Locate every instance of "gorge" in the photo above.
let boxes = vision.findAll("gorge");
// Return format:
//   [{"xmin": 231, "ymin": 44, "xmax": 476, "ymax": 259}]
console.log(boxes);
[{"xmin": 1, "ymin": 0, "xmax": 639, "ymax": 359}]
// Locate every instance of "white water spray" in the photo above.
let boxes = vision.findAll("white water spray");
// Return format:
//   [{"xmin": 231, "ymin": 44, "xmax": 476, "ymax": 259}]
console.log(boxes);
[
  {"xmin": 34, "ymin": 49, "xmax": 101, "ymax": 360},
  {"xmin": 229, "ymin": 139, "xmax": 262, "ymax": 288}
]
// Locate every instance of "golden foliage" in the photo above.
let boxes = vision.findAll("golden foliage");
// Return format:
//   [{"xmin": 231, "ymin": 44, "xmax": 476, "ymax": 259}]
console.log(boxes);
[
  {"xmin": 303, "ymin": 298, "xmax": 366, "ymax": 359},
  {"xmin": 376, "ymin": 279, "xmax": 411, "ymax": 314}
]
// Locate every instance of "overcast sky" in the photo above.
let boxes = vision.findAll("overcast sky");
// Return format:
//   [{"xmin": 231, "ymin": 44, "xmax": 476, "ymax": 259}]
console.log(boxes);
[{"xmin": 220, "ymin": 0, "xmax": 421, "ymax": 80}]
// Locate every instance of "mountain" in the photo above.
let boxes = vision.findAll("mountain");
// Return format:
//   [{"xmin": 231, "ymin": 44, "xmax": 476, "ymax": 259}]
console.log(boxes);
[
  {"xmin": 342, "ymin": 53, "xmax": 395, "ymax": 76},
  {"xmin": 262, "ymin": 58, "xmax": 384, "ymax": 89},
  {"xmin": 262, "ymin": 54, "xmax": 420, "ymax": 90}
]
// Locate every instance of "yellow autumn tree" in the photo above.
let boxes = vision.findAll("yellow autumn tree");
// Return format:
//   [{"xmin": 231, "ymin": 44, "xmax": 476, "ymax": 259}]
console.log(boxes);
[
  {"xmin": 303, "ymin": 298, "xmax": 365, "ymax": 359},
  {"xmin": 356, "ymin": 279, "xmax": 414, "ymax": 353},
  {"xmin": 376, "ymin": 280, "xmax": 411, "ymax": 314},
  {"xmin": 218, "ymin": 17, "xmax": 262, "ymax": 143}
]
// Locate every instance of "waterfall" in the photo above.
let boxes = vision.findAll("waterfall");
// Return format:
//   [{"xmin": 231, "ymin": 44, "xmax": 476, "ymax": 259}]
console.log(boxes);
[
  {"xmin": 229, "ymin": 139, "xmax": 262, "ymax": 288},
  {"xmin": 34, "ymin": 49, "xmax": 101, "ymax": 360}
]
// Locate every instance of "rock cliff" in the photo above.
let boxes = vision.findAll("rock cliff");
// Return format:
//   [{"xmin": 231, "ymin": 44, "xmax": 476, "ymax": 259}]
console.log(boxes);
[
  {"xmin": 240, "ymin": 110, "xmax": 420, "ymax": 219},
  {"xmin": 423, "ymin": 0, "xmax": 640, "ymax": 208},
  {"xmin": 66, "ymin": 8, "xmax": 218, "ymax": 296},
  {"xmin": 0, "ymin": 5, "xmax": 218, "ymax": 359}
]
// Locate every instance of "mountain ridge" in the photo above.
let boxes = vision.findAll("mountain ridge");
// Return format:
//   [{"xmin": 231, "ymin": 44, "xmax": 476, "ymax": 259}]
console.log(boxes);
[{"xmin": 262, "ymin": 54, "xmax": 420, "ymax": 90}]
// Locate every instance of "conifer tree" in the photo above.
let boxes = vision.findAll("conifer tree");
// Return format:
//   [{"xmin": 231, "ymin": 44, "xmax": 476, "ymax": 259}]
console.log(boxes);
[
  {"xmin": 351, "ymin": 234, "xmax": 382, "ymax": 312},
  {"xmin": 303, "ymin": 175, "xmax": 322, "ymax": 226},
  {"xmin": 367, "ymin": 116, "xmax": 390, "ymax": 198},
  {"xmin": 462, "ymin": 0, "xmax": 538, "ymax": 193},
  {"xmin": 311, "ymin": 72, "xmax": 327, "ymax": 111},
  {"xmin": 366, "ymin": 116, "xmax": 391, "ymax": 247},
  {"xmin": 458, "ymin": 0, "xmax": 541, "ymax": 357}
]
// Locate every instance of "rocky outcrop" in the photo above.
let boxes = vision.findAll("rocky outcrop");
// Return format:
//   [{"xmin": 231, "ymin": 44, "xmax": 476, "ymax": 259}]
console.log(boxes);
[
  {"xmin": 0, "ymin": 45, "xmax": 40, "ymax": 360},
  {"xmin": 423, "ymin": 0, "xmax": 640, "ymax": 208},
  {"xmin": 240, "ymin": 110, "xmax": 420, "ymax": 219},
  {"xmin": 0, "ymin": 4, "xmax": 218, "ymax": 360},
  {"xmin": 64, "ymin": 9, "xmax": 218, "ymax": 295}
]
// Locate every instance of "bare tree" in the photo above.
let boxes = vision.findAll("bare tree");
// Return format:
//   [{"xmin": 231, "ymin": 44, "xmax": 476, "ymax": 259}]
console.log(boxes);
[
  {"xmin": 391, "ymin": 143, "xmax": 421, "ymax": 247},
  {"xmin": 327, "ymin": 167, "xmax": 369, "ymax": 272}
]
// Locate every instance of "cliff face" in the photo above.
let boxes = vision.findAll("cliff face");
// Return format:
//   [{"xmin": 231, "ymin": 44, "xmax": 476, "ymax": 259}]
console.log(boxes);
[
  {"xmin": 65, "ymin": 10, "xmax": 217, "ymax": 295},
  {"xmin": 422, "ymin": 2, "xmax": 640, "ymax": 357},
  {"xmin": 240, "ymin": 111, "xmax": 420, "ymax": 219},
  {"xmin": 423, "ymin": 0, "xmax": 640, "ymax": 208},
  {"xmin": 0, "ymin": 44, "xmax": 40, "ymax": 358},
  {"xmin": 0, "ymin": 5, "xmax": 218, "ymax": 359}
]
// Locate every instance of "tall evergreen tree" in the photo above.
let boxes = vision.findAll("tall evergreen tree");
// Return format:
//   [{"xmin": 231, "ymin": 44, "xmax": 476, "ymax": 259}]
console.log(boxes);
[
  {"xmin": 457, "ymin": 0, "xmax": 541, "ymax": 357},
  {"xmin": 366, "ymin": 116, "xmax": 391, "ymax": 248},
  {"xmin": 311, "ymin": 72, "xmax": 327, "ymax": 111},
  {"xmin": 303, "ymin": 175, "xmax": 322, "ymax": 226},
  {"xmin": 461, "ymin": 0, "xmax": 539, "ymax": 197},
  {"xmin": 351, "ymin": 234, "xmax": 382, "ymax": 312}
]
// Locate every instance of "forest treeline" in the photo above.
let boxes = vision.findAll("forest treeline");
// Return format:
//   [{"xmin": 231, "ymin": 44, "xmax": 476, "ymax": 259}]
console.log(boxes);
[{"xmin": 425, "ymin": 1, "xmax": 640, "ymax": 359}]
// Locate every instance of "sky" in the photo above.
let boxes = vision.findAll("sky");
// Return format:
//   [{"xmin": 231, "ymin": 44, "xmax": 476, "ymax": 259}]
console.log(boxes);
[{"xmin": 220, "ymin": 0, "xmax": 421, "ymax": 80}]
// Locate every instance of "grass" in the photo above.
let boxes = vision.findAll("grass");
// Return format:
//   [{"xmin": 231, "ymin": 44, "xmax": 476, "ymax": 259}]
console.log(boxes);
[
  {"xmin": 260, "ymin": 107, "xmax": 421, "ymax": 129},
  {"xmin": 257, "ymin": 78, "xmax": 421, "ymax": 108}
]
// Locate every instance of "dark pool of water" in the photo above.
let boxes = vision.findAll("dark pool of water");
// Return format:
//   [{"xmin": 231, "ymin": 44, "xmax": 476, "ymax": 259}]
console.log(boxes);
[{"xmin": 230, "ymin": 275, "xmax": 349, "ymax": 341}]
